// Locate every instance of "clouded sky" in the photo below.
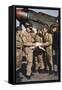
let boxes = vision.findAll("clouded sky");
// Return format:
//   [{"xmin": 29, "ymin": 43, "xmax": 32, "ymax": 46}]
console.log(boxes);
[{"xmin": 31, "ymin": 9, "xmax": 59, "ymax": 17}]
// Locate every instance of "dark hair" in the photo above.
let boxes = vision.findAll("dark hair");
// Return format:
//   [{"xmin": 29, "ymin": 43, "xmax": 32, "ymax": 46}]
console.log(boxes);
[
  {"xmin": 25, "ymin": 22, "xmax": 32, "ymax": 28},
  {"xmin": 43, "ymin": 24, "xmax": 49, "ymax": 30},
  {"xmin": 49, "ymin": 24, "xmax": 58, "ymax": 33},
  {"xmin": 50, "ymin": 24, "xmax": 57, "ymax": 30}
]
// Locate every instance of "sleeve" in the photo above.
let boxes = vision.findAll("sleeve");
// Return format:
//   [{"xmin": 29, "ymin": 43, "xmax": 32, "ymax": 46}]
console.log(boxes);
[
  {"xmin": 22, "ymin": 35, "xmax": 27, "ymax": 43},
  {"xmin": 48, "ymin": 34, "xmax": 53, "ymax": 45},
  {"xmin": 31, "ymin": 33, "xmax": 36, "ymax": 42}
]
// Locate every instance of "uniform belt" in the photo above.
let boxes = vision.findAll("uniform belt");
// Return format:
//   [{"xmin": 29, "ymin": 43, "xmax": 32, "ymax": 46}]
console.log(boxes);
[
  {"xmin": 16, "ymin": 47, "xmax": 21, "ymax": 49},
  {"xmin": 24, "ymin": 46, "xmax": 32, "ymax": 47}
]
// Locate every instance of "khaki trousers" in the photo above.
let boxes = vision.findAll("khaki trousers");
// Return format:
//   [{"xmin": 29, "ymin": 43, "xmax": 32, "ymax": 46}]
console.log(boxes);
[
  {"xmin": 25, "ymin": 47, "xmax": 33, "ymax": 76},
  {"xmin": 35, "ymin": 54, "xmax": 44, "ymax": 70}
]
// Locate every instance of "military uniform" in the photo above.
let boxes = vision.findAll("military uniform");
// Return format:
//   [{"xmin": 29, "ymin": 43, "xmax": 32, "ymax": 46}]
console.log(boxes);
[
  {"xmin": 34, "ymin": 34, "xmax": 45, "ymax": 71},
  {"xmin": 22, "ymin": 30, "xmax": 35, "ymax": 76},
  {"xmin": 43, "ymin": 32, "xmax": 53, "ymax": 71},
  {"xmin": 16, "ymin": 31, "xmax": 23, "ymax": 70}
]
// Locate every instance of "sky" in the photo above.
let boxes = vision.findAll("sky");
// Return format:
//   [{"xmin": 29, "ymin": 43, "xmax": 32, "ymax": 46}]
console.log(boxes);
[
  {"xmin": 16, "ymin": 7, "xmax": 59, "ymax": 17},
  {"xmin": 31, "ymin": 9, "xmax": 59, "ymax": 17}
]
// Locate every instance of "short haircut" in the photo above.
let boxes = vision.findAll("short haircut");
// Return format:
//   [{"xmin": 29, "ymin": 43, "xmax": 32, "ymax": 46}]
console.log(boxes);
[{"xmin": 43, "ymin": 24, "xmax": 49, "ymax": 30}]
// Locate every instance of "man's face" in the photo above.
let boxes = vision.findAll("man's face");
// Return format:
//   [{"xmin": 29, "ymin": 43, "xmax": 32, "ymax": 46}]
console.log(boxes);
[
  {"xmin": 43, "ymin": 28, "xmax": 48, "ymax": 33},
  {"xmin": 37, "ymin": 29, "xmax": 42, "ymax": 34},
  {"xmin": 52, "ymin": 27, "xmax": 56, "ymax": 32},
  {"xmin": 26, "ymin": 27, "xmax": 31, "ymax": 33}
]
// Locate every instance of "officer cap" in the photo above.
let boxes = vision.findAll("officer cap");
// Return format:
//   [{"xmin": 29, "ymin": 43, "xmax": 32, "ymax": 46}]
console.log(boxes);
[{"xmin": 25, "ymin": 22, "xmax": 32, "ymax": 28}]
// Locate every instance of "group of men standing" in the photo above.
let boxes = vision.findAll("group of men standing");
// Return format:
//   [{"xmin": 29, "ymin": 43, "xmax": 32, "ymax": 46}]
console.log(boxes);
[{"xmin": 16, "ymin": 22, "xmax": 58, "ymax": 80}]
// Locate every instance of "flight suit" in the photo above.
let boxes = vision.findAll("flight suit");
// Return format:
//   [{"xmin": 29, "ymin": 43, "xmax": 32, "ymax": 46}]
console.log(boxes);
[
  {"xmin": 34, "ymin": 34, "xmax": 44, "ymax": 71},
  {"xmin": 16, "ymin": 31, "xmax": 23, "ymax": 70},
  {"xmin": 22, "ymin": 31, "xmax": 35, "ymax": 76},
  {"xmin": 43, "ymin": 33, "xmax": 53, "ymax": 71}
]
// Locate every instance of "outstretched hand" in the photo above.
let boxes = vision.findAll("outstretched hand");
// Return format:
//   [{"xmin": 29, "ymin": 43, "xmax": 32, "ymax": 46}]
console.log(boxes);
[{"xmin": 35, "ymin": 42, "xmax": 42, "ymax": 47}]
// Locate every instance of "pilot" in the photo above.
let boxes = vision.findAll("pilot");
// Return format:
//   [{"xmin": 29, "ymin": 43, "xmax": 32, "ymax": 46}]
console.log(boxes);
[
  {"xmin": 16, "ymin": 27, "xmax": 23, "ymax": 80},
  {"xmin": 34, "ymin": 28, "xmax": 45, "ymax": 73},
  {"xmin": 42, "ymin": 24, "xmax": 53, "ymax": 74},
  {"xmin": 22, "ymin": 23, "xmax": 36, "ymax": 79}
]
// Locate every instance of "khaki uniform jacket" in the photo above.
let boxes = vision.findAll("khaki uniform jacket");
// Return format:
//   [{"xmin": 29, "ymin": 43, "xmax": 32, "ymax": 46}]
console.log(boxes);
[
  {"xmin": 35, "ymin": 34, "xmax": 43, "ymax": 42},
  {"xmin": 44, "ymin": 33, "xmax": 53, "ymax": 56},
  {"xmin": 22, "ymin": 31, "xmax": 35, "ymax": 55}
]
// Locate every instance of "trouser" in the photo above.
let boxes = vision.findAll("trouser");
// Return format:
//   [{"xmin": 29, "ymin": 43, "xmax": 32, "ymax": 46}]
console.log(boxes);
[
  {"xmin": 25, "ymin": 48, "xmax": 33, "ymax": 76},
  {"xmin": 35, "ymin": 54, "xmax": 44, "ymax": 71},
  {"xmin": 16, "ymin": 48, "xmax": 23, "ymax": 81},
  {"xmin": 34, "ymin": 47, "xmax": 44, "ymax": 71},
  {"xmin": 44, "ymin": 52, "xmax": 53, "ymax": 71},
  {"xmin": 16, "ymin": 48, "xmax": 22, "ymax": 69},
  {"xmin": 53, "ymin": 49, "xmax": 58, "ymax": 72}
]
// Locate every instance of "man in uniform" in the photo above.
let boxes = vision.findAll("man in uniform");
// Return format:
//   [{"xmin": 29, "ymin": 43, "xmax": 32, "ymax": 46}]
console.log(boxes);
[
  {"xmin": 42, "ymin": 25, "xmax": 53, "ymax": 74},
  {"xmin": 22, "ymin": 23, "xmax": 36, "ymax": 79},
  {"xmin": 16, "ymin": 27, "xmax": 23, "ymax": 81},
  {"xmin": 50, "ymin": 24, "xmax": 59, "ymax": 75},
  {"xmin": 34, "ymin": 28, "xmax": 45, "ymax": 73}
]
